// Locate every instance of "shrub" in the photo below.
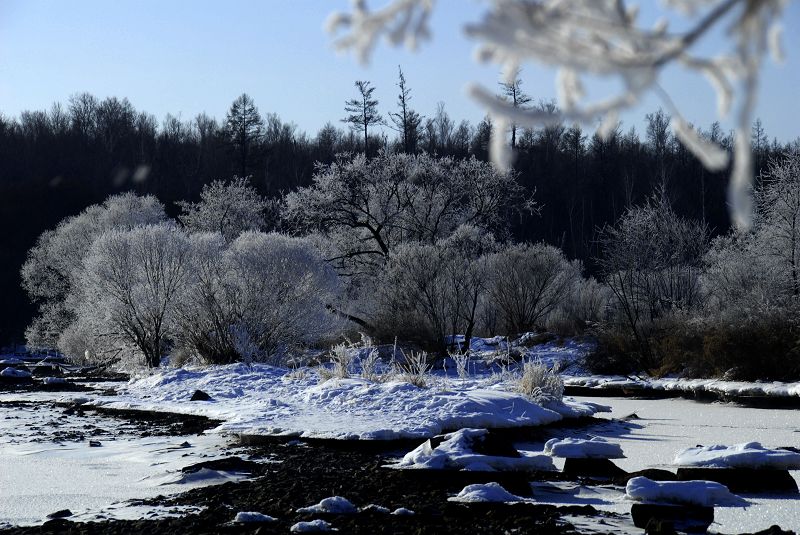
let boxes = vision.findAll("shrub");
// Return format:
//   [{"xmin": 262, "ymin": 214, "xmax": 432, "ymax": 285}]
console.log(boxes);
[
  {"xmin": 515, "ymin": 358, "xmax": 564, "ymax": 404},
  {"xmin": 176, "ymin": 231, "xmax": 343, "ymax": 365},
  {"xmin": 392, "ymin": 351, "xmax": 431, "ymax": 388}
]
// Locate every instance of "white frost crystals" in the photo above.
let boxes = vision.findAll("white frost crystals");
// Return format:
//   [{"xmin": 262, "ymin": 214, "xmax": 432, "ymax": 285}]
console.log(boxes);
[{"xmin": 329, "ymin": 0, "xmax": 789, "ymax": 229}]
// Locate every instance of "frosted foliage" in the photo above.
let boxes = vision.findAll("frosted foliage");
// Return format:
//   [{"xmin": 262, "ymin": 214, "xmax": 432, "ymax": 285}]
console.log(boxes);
[
  {"xmin": 177, "ymin": 177, "xmax": 273, "ymax": 242},
  {"xmin": 67, "ymin": 224, "xmax": 191, "ymax": 368},
  {"xmin": 755, "ymin": 152, "xmax": 800, "ymax": 296},
  {"xmin": 21, "ymin": 193, "xmax": 167, "ymax": 350},
  {"xmin": 486, "ymin": 243, "xmax": 579, "ymax": 334},
  {"xmin": 702, "ymin": 152, "xmax": 800, "ymax": 317},
  {"xmin": 185, "ymin": 232, "xmax": 341, "ymax": 364},
  {"xmin": 285, "ymin": 152, "xmax": 524, "ymax": 278},
  {"xmin": 329, "ymin": 0, "xmax": 788, "ymax": 229},
  {"xmin": 601, "ymin": 196, "xmax": 707, "ymax": 327},
  {"xmin": 374, "ymin": 229, "xmax": 492, "ymax": 352}
]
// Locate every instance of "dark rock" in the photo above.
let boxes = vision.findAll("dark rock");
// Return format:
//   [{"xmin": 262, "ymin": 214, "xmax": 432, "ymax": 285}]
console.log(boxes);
[
  {"xmin": 614, "ymin": 468, "xmax": 677, "ymax": 486},
  {"xmin": 746, "ymin": 525, "xmax": 797, "ymax": 535},
  {"xmin": 562, "ymin": 457, "xmax": 626, "ymax": 478},
  {"xmin": 630, "ymin": 503, "xmax": 713, "ymax": 532},
  {"xmin": 89, "ymin": 440, "xmax": 102, "ymax": 447},
  {"xmin": 644, "ymin": 518, "xmax": 679, "ymax": 535},
  {"xmin": 190, "ymin": 389, "xmax": 212, "ymax": 401},
  {"xmin": 677, "ymin": 467, "xmax": 799, "ymax": 493},
  {"xmin": 471, "ymin": 431, "xmax": 521, "ymax": 458},
  {"xmin": 46, "ymin": 509, "xmax": 73, "ymax": 519},
  {"xmin": 180, "ymin": 456, "xmax": 262, "ymax": 475},
  {"xmin": 400, "ymin": 468, "xmax": 536, "ymax": 497}
]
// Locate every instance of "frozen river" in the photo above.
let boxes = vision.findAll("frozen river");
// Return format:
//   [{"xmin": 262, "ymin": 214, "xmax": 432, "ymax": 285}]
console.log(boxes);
[
  {"xmin": 569, "ymin": 395, "xmax": 800, "ymax": 533},
  {"xmin": 1, "ymin": 391, "xmax": 799, "ymax": 532},
  {"xmin": 0, "ymin": 396, "xmax": 247, "ymax": 527}
]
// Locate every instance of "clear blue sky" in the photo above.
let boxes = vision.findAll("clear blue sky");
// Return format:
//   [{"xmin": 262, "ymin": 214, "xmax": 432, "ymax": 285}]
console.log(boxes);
[{"xmin": 1, "ymin": 0, "xmax": 798, "ymax": 141}]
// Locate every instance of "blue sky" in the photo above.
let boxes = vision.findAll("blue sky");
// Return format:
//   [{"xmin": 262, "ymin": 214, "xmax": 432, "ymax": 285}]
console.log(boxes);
[{"xmin": 0, "ymin": 0, "xmax": 798, "ymax": 141}]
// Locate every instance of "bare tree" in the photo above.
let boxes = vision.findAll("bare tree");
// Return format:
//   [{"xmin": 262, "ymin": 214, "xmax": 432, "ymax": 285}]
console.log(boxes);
[
  {"xmin": 389, "ymin": 66, "xmax": 423, "ymax": 153},
  {"xmin": 499, "ymin": 68, "xmax": 531, "ymax": 149},
  {"xmin": 343, "ymin": 80, "xmax": 384, "ymax": 155}
]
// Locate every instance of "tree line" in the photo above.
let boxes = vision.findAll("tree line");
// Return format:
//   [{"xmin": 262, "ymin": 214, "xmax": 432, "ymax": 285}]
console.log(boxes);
[{"xmin": 0, "ymin": 70, "xmax": 797, "ymax": 346}]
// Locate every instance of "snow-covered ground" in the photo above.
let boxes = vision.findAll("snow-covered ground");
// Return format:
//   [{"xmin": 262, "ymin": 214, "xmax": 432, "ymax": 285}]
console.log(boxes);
[{"xmin": 91, "ymin": 364, "xmax": 605, "ymax": 440}]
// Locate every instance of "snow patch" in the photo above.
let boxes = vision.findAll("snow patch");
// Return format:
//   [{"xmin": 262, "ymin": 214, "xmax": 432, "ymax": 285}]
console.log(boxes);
[
  {"xmin": 234, "ymin": 511, "xmax": 276, "ymax": 523},
  {"xmin": 1, "ymin": 367, "xmax": 31, "ymax": 378},
  {"xmin": 543, "ymin": 437, "xmax": 624, "ymax": 459},
  {"xmin": 396, "ymin": 428, "xmax": 554, "ymax": 471},
  {"xmin": 674, "ymin": 442, "xmax": 800, "ymax": 470},
  {"xmin": 297, "ymin": 496, "xmax": 357, "ymax": 514},
  {"xmin": 449, "ymin": 482, "xmax": 524, "ymax": 503},
  {"xmin": 290, "ymin": 519, "xmax": 335, "ymax": 532},
  {"xmin": 625, "ymin": 476, "xmax": 747, "ymax": 507}
]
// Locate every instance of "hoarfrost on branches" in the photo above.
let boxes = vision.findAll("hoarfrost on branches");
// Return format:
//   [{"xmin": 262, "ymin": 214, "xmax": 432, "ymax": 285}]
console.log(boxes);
[
  {"xmin": 328, "ymin": 0, "xmax": 788, "ymax": 229},
  {"xmin": 177, "ymin": 177, "xmax": 274, "ymax": 242}
]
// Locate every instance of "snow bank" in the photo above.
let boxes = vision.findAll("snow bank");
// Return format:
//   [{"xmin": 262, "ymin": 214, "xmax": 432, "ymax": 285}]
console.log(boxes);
[
  {"xmin": 297, "ymin": 497, "xmax": 357, "ymax": 514},
  {"xmin": 449, "ymin": 482, "xmax": 524, "ymax": 503},
  {"xmin": 626, "ymin": 476, "xmax": 747, "ymax": 507},
  {"xmin": 234, "ymin": 511, "xmax": 276, "ymax": 523},
  {"xmin": 543, "ymin": 437, "xmax": 624, "ymax": 459},
  {"xmin": 95, "ymin": 364, "xmax": 605, "ymax": 441},
  {"xmin": 674, "ymin": 442, "xmax": 800, "ymax": 470},
  {"xmin": 396, "ymin": 428, "xmax": 554, "ymax": 471}
]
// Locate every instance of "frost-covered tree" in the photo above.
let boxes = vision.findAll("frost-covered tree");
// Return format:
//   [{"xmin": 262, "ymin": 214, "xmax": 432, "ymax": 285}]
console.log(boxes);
[
  {"xmin": 21, "ymin": 193, "xmax": 167, "ymax": 350},
  {"xmin": 755, "ymin": 151, "xmax": 800, "ymax": 296},
  {"xmin": 374, "ymin": 226, "xmax": 496, "ymax": 355},
  {"xmin": 284, "ymin": 152, "xmax": 527, "ymax": 277},
  {"xmin": 177, "ymin": 177, "xmax": 274, "ymax": 242},
  {"xmin": 328, "ymin": 0, "xmax": 788, "ymax": 229},
  {"xmin": 702, "ymin": 152, "xmax": 800, "ymax": 314},
  {"xmin": 69, "ymin": 224, "xmax": 191, "ymax": 368},
  {"xmin": 173, "ymin": 231, "xmax": 341, "ymax": 364},
  {"xmin": 190, "ymin": 232, "xmax": 341, "ymax": 363},
  {"xmin": 599, "ymin": 194, "xmax": 708, "ymax": 364},
  {"xmin": 486, "ymin": 243, "xmax": 580, "ymax": 335}
]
